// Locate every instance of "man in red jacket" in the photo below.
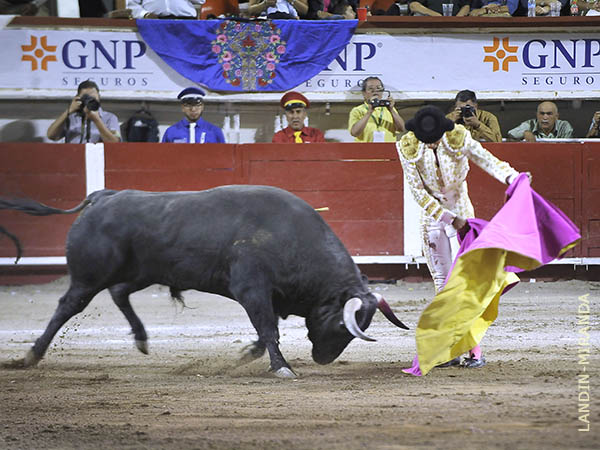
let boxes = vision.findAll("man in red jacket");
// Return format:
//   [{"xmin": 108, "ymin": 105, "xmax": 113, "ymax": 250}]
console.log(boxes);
[{"xmin": 272, "ymin": 92, "xmax": 326, "ymax": 143}]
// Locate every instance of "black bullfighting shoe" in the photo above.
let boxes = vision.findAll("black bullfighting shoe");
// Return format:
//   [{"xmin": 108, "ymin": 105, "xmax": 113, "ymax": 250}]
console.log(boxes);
[
  {"xmin": 436, "ymin": 356, "xmax": 462, "ymax": 368},
  {"xmin": 461, "ymin": 356, "xmax": 486, "ymax": 368}
]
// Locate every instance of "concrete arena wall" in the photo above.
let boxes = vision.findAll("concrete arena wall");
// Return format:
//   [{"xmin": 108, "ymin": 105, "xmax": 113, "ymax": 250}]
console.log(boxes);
[{"xmin": 0, "ymin": 141, "xmax": 598, "ymax": 284}]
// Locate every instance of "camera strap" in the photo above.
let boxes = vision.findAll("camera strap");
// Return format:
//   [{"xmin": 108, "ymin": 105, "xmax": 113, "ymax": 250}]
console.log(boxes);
[
  {"xmin": 85, "ymin": 118, "xmax": 91, "ymax": 143},
  {"xmin": 374, "ymin": 107, "xmax": 384, "ymax": 129},
  {"xmin": 77, "ymin": 115, "xmax": 85, "ymax": 144},
  {"xmin": 366, "ymin": 103, "xmax": 385, "ymax": 129},
  {"xmin": 77, "ymin": 118, "xmax": 91, "ymax": 143}
]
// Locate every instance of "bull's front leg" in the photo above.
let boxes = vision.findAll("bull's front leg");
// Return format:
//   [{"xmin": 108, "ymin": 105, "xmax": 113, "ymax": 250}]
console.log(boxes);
[
  {"xmin": 239, "ymin": 302, "xmax": 296, "ymax": 378},
  {"xmin": 229, "ymin": 267, "xmax": 296, "ymax": 378}
]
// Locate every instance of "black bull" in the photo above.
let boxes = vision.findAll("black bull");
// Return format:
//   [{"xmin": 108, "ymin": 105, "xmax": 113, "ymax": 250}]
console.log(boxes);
[{"xmin": 0, "ymin": 185, "xmax": 408, "ymax": 378}]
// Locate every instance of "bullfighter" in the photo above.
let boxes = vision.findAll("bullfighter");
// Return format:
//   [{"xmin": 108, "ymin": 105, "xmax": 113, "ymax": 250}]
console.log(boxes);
[{"xmin": 396, "ymin": 105, "xmax": 524, "ymax": 368}]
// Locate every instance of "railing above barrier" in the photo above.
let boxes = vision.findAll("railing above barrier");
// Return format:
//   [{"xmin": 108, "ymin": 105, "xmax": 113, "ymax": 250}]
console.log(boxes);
[{"xmin": 7, "ymin": 15, "xmax": 600, "ymax": 31}]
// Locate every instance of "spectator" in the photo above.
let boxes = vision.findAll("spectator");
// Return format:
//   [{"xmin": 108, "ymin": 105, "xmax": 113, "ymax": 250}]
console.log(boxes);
[
  {"xmin": 384, "ymin": 0, "xmax": 411, "ymax": 15},
  {"xmin": 512, "ymin": 0, "xmax": 567, "ymax": 15},
  {"xmin": 349, "ymin": 77, "xmax": 405, "ymax": 142},
  {"xmin": 46, "ymin": 80, "xmax": 120, "ymax": 144},
  {"xmin": 577, "ymin": 0, "xmax": 600, "ymax": 15},
  {"xmin": 409, "ymin": 0, "xmax": 470, "ymax": 16},
  {"xmin": 272, "ymin": 92, "xmax": 325, "ymax": 143},
  {"xmin": 586, "ymin": 111, "xmax": 600, "ymax": 138},
  {"xmin": 0, "ymin": 0, "xmax": 45, "ymax": 15},
  {"xmin": 127, "ymin": 0, "xmax": 205, "ymax": 19},
  {"xmin": 331, "ymin": 0, "xmax": 356, "ymax": 17},
  {"xmin": 469, "ymin": 0, "xmax": 512, "ymax": 16},
  {"xmin": 507, "ymin": 101, "xmax": 574, "ymax": 141},
  {"xmin": 162, "ymin": 87, "xmax": 225, "ymax": 144},
  {"xmin": 307, "ymin": 0, "xmax": 355, "ymax": 18},
  {"xmin": 79, "ymin": 0, "xmax": 107, "ymax": 17},
  {"xmin": 248, "ymin": 0, "xmax": 308, "ymax": 18},
  {"xmin": 446, "ymin": 90, "xmax": 502, "ymax": 142}
]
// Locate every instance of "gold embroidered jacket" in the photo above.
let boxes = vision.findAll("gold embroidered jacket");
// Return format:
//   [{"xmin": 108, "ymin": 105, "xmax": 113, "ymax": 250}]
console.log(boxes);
[{"xmin": 396, "ymin": 125, "xmax": 518, "ymax": 225}]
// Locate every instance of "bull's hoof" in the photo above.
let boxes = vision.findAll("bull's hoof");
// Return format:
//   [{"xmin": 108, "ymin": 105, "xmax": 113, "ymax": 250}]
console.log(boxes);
[
  {"xmin": 135, "ymin": 340, "xmax": 149, "ymax": 355},
  {"xmin": 271, "ymin": 367, "xmax": 297, "ymax": 379},
  {"xmin": 23, "ymin": 349, "xmax": 41, "ymax": 367}
]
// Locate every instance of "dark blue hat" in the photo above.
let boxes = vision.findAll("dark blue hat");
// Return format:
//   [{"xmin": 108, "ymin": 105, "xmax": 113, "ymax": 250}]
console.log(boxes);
[{"xmin": 177, "ymin": 87, "xmax": 206, "ymax": 101}]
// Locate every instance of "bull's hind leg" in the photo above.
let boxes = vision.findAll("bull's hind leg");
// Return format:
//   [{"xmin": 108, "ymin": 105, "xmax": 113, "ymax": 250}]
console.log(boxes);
[
  {"xmin": 108, "ymin": 282, "xmax": 150, "ymax": 355},
  {"xmin": 229, "ymin": 261, "xmax": 296, "ymax": 379},
  {"xmin": 23, "ymin": 284, "xmax": 99, "ymax": 367}
]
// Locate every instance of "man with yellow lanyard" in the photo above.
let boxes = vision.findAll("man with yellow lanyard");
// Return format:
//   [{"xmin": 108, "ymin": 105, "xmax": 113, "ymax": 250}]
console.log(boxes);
[
  {"xmin": 348, "ymin": 77, "xmax": 405, "ymax": 142},
  {"xmin": 272, "ymin": 92, "xmax": 326, "ymax": 144}
]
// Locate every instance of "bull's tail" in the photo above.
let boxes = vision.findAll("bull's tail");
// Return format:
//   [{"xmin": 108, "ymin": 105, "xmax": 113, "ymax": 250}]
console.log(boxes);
[
  {"xmin": 0, "ymin": 197, "xmax": 90, "ymax": 216},
  {"xmin": 0, "ymin": 195, "xmax": 92, "ymax": 263},
  {"xmin": 0, "ymin": 225, "xmax": 22, "ymax": 263}
]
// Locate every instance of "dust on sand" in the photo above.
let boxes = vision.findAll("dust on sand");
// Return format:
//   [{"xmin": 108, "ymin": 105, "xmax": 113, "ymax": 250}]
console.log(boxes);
[{"xmin": 0, "ymin": 278, "xmax": 598, "ymax": 449}]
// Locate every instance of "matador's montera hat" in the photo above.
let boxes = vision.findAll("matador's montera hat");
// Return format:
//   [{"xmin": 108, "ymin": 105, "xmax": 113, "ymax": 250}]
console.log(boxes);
[{"xmin": 406, "ymin": 105, "xmax": 455, "ymax": 143}]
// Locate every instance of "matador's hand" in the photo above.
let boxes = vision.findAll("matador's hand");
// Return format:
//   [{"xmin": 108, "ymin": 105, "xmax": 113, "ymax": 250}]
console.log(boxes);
[{"xmin": 452, "ymin": 216, "xmax": 467, "ymax": 231}]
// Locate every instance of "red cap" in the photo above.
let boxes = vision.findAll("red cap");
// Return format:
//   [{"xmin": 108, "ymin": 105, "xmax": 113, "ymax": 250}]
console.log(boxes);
[{"xmin": 280, "ymin": 91, "xmax": 310, "ymax": 110}]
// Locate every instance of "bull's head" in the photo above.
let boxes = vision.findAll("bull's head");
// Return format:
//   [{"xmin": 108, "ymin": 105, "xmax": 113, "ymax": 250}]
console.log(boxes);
[{"xmin": 307, "ymin": 292, "xmax": 409, "ymax": 365}]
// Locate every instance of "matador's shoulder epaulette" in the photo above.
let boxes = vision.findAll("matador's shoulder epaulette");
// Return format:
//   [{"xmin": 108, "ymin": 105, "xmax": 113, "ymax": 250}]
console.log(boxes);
[
  {"xmin": 398, "ymin": 132, "xmax": 421, "ymax": 161},
  {"xmin": 445, "ymin": 124, "xmax": 467, "ymax": 150}
]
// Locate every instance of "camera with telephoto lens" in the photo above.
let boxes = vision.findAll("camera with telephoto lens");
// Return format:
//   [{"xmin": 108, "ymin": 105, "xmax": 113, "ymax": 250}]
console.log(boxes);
[
  {"xmin": 370, "ymin": 98, "xmax": 391, "ymax": 108},
  {"xmin": 460, "ymin": 105, "xmax": 475, "ymax": 119},
  {"xmin": 79, "ymin": 94, "xmax": 100, "ymax": 112}
]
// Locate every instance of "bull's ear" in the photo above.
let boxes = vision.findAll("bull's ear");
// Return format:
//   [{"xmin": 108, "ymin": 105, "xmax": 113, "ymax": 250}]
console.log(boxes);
[{"xmin": 360, "ymin": 273, "xmax": 369, "ymax": 286}]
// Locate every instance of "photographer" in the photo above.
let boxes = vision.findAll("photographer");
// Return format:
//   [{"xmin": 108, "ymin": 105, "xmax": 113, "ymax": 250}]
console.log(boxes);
[
  {"xmin": 349, "ymin": 77, "xmax": 405, "ymax": 142},
  {"xmin": 446, "ymin": 90, "xmax": 502, "ymax": 143},
  {"xmin": 47, "ymin": 80, "xmax": 120, "ymax": 144}
]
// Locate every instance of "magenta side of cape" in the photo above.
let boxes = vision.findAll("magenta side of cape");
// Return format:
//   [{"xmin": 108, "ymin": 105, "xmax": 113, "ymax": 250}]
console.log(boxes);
[{"xmin": 471, "ymin": 173, "xmax": 580, "ymax": 272}]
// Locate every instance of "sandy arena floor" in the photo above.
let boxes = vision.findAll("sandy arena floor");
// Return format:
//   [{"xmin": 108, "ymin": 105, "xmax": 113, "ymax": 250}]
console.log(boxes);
[{"xmin": 0, "ymin": 277, "xmax": 598, "ymax": 449}]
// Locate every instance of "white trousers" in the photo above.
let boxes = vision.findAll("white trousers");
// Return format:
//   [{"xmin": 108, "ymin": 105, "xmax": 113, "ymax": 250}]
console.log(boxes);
[{"xmin": 421, "ymin": 218, "xmax": 460, "ymax": 293}]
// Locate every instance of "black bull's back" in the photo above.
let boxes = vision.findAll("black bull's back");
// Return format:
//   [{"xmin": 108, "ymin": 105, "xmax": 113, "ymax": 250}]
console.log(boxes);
[{"xmin": 67, "ymin": 186, "xmax": 358, "ymax": 303}]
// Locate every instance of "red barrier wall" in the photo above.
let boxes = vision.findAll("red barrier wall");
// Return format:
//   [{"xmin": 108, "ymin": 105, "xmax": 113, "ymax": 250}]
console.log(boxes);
[
  {"xmin": 104, "ymin": 143, "xmax": 242, "ymax": 190},
  {"xmin": 1, "ymin": 142, "xmax": 597, "ymax": 282},
  {"xmin": 582, "ymin": 145, "xmax": 600, "ymax": 257},
  {"xmin": 104, "ymin": 142, "xmax": 403, "ymax": 256}
]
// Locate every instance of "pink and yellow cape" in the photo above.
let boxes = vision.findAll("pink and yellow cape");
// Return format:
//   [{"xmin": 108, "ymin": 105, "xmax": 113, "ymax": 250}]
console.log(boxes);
[{"xmin": 404, "ymin": 174, "xmax": 581, "ymax": 376}]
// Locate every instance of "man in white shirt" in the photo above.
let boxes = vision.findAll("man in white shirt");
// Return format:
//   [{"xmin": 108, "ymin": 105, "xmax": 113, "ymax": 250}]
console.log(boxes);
[
  {"xmin": 127, "ymin": 0, "xmax": 205, "ymax": 19},
  {"xmin": 248, "ymin": 0, "xmax": 308, "ymax": 18}
]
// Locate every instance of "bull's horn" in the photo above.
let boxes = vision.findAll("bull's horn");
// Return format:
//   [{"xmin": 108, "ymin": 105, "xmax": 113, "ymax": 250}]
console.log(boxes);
[
  {"xmin": 373, "ymin": 293, "xmax": 409, "ymax": 330},
  {"xmin": 343, "ymin": 297, "xmax": 376, "ymax": 342}
]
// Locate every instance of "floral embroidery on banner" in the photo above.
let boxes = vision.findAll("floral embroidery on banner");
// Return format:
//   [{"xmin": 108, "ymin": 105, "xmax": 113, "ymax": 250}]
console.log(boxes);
[{"xmin": 211, "ymin": 21, "xmax": 287, "ymax": 91}]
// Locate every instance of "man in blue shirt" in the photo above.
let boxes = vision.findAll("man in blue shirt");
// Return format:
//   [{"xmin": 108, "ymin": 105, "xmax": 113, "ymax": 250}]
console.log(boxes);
[{"xmin": 162, "ymin": 87, "xmax": 225, "ymax": 144}]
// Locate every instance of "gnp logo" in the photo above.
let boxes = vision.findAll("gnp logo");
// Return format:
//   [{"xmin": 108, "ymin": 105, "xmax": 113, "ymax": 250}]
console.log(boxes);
[
  {"xmin": 20, "ymin": 35, "xmax": 149, "ymax": 88},
  {"xmin": 22, "ymin": 35, "xmax": 57, "ymax": 71},
  {"xmin": 483, "ymin": 37, "xmax": 518, "ymax": 72},
  {"xmin": 21, "ymin": 35, "xmax": 147, "ymax": 71}
]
